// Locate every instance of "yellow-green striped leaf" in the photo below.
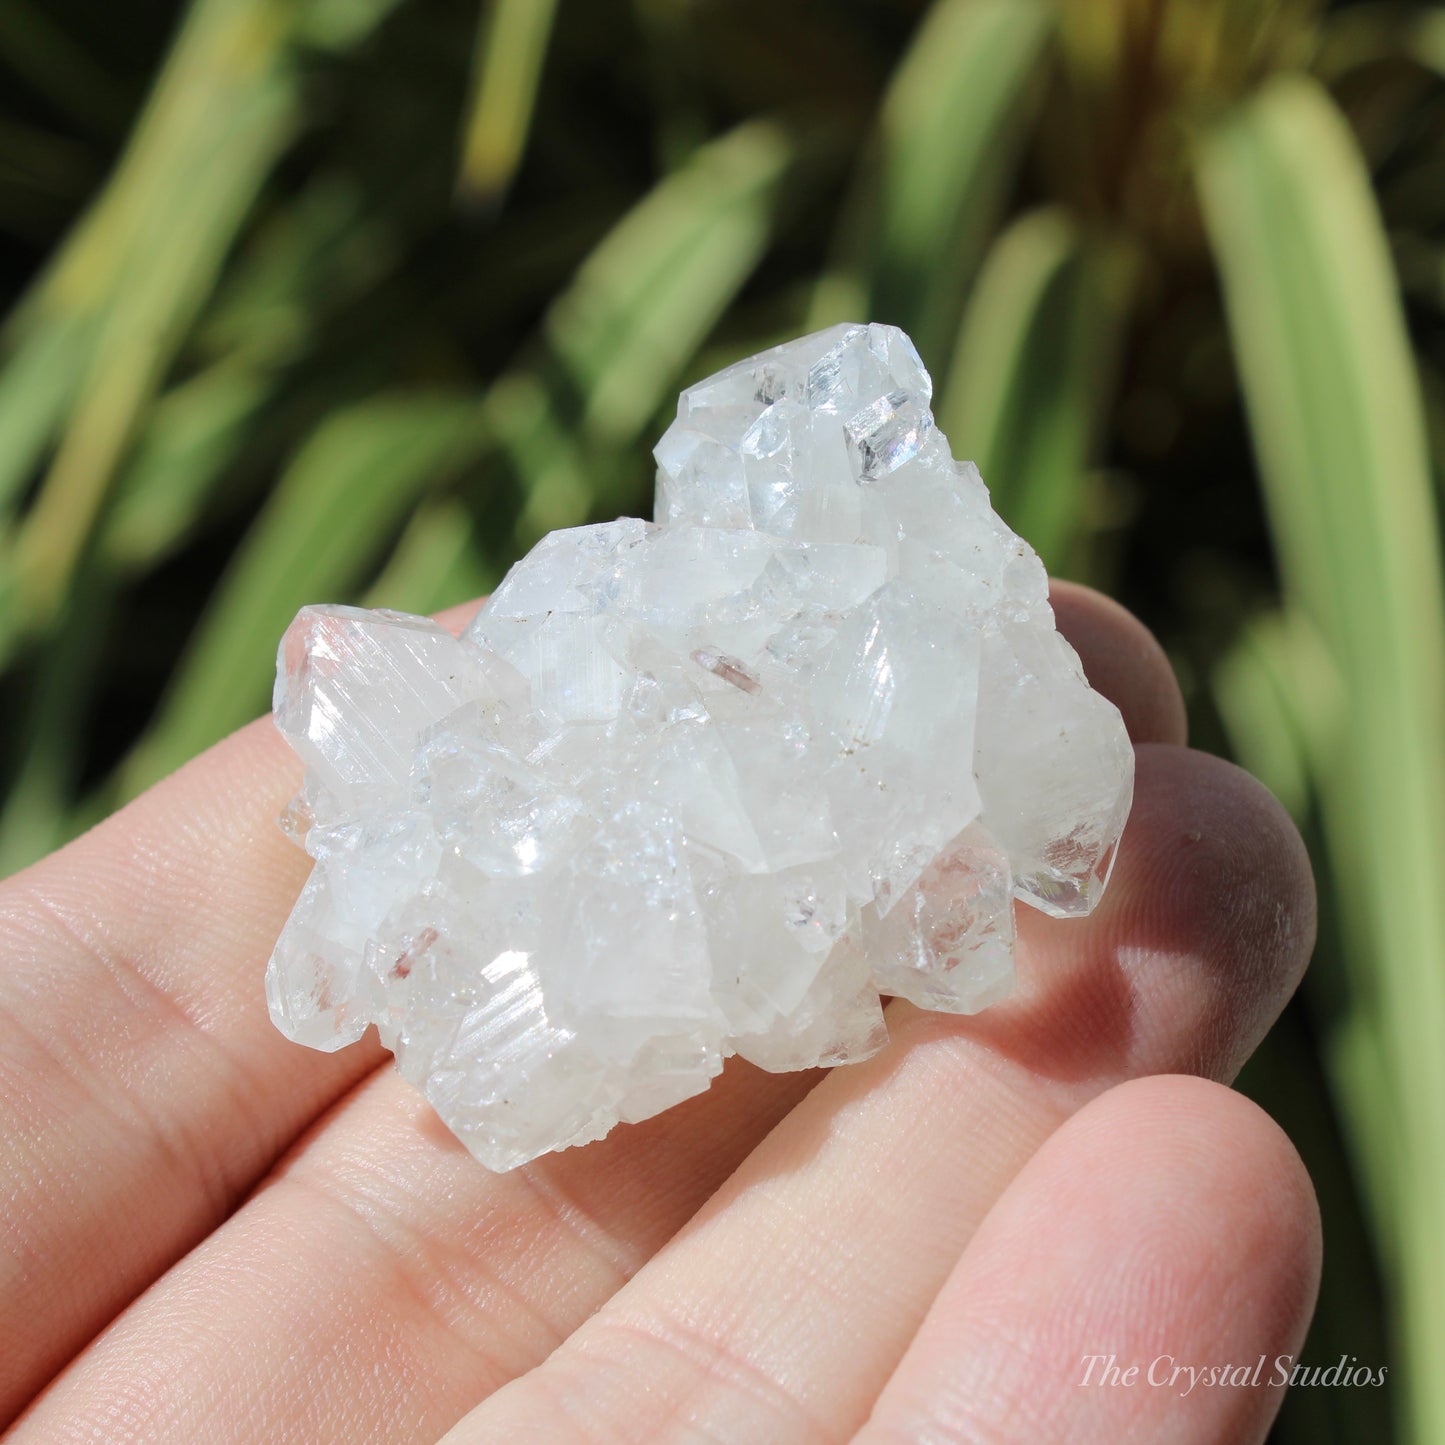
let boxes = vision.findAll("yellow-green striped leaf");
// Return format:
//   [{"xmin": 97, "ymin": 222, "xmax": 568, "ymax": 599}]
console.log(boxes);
[
  {"xmin": 936, "ymin": 207, "xmax": 1131, "ymax": 574},
  {"xmin": 458, "ymin": 0, "xmax": 559, "ymax": 204},
  {"xmin": 118, "ymin": 393, "xmax": 490, "ymax": 797},
  {"xmin": 1199, "ymin": 73, "xmax": 1445, "ymax": 1445},
  {"xmin": 813, "ymin": 0, "xmax": 1052, "ymax": 363}
]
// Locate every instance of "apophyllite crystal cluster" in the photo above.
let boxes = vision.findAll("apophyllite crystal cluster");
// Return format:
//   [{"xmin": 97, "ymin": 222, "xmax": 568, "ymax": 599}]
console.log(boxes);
[{"xmin": 266, "ymin": 323, "xmax": 1133, "ymax": 1170}]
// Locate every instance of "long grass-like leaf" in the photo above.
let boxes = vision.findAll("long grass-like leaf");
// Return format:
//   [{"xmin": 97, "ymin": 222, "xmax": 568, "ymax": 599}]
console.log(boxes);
[
  {"xmin": 457, "ymin": 0, "xmax": 559, "ymax": 205},
  {"xmin": 9, "ymin": 73, "xmax": 294, "ymax": 632},
  {"xmin": 98, "ymin": 177, "xmax": 410, "ymax": 573},
  {"xmin": 0, "ymin": 311, "xmax": 90, "ymax": 515},
  {"xmin": 546, "ymin": 119, "xmax": 796, "ymax": 451},
  {"xmin": 0, "ymin": 573, "xmax": 113, "ymax": 874},
  {"xmin": 936, "ymin": 207, "xmax": 1131, "ymax": 574},
  {"xmin": 118, "ymin": 393, "xmax": 490, "ymax": 796},
  {"xmin": 293, "ymin": 0, "xmax": 405, "ymax": 51},
  {"xmin": 99, "ymin": 361, "xmax": 272, "ymax": 569},
  {"xmin": 1199, "ymin": 73, "xmax": 1445, "ymax": 1445},
  {"xmin": 504, "ymin": 120, "xmax": 798, "ymax": 543},
  {"xmin": 0, "ymin": 0, "xmax": 306, "ymax": 652},
  {"xmin": 0, "ymin": 0, "xmax": 411, "ymax": 642},
  {"xmin": 813, "ymin": 0, "xmax": 1051, "ymax": 362},
  {"xmin": 362, "ymin": 496, "xmax": 493, "ymax": 615},
  {"xmin": 1214, "ymin": 608, "xmax": 1338, "ymax": 826}
]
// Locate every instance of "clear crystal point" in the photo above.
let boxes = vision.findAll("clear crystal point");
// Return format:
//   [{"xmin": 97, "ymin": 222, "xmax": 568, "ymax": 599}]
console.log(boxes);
[{"xmin": 267, "ymin": 322, "xmax": 1134, "ymax": 1170}]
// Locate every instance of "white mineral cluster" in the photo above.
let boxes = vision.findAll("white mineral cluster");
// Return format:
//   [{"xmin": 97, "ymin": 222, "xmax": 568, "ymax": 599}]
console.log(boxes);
[{"xmin": 267, "ymin": 323, "xmax": 1133, "ymax": 1171}]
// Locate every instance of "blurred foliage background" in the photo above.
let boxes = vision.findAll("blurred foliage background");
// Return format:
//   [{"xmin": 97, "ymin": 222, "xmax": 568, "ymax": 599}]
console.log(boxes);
[{"xmin": 1, "ymin": 0, "xmax": 1443, "ymax": 1438}]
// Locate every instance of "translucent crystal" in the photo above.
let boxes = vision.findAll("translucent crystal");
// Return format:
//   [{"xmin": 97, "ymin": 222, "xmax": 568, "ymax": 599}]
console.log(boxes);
[
  {"xmin": 863, "ymin": 822, "xmax": 1016, "ymax": 1014},
  {"xmin": 267, "ymin": 322, "xmax": 1133, "ymax": 1171}
]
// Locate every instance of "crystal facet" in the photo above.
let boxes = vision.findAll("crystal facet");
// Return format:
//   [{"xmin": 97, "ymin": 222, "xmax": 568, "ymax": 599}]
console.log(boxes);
[{"xmin": 267, "ymin": 322, "xmax": 1134, "ymax": 1170}]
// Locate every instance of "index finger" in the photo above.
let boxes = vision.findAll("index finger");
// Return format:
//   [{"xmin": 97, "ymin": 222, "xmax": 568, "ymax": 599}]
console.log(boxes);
[{"xmin": 0, "ymin": 598, "xmax": 486, "ymax": 1422}]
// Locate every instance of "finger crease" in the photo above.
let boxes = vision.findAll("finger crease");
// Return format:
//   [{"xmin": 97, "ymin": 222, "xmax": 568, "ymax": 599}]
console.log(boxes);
[
  {"xmin": 514, "ymin": 1162, "xmax": 651, "ymax": 1284},
  {"xmin": 572, "ymin": 1310, "xmax": 838, "ymax": 1444},
  {"xmin": 10, "ymin": 888, "xmax": 275, "ymax": 1225},
  {"xmin": 273, "ymin": 1165, "xmax": 568, "ymax": 1391}
]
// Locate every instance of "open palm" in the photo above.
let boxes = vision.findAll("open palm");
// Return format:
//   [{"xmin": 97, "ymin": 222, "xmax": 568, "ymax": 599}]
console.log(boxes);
[{"xmin": 0, "ymin": 584, "xmax": 1318, "ymax": 1445}]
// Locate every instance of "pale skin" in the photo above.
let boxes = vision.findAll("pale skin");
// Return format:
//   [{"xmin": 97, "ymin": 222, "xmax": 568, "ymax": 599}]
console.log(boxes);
[{"xmin": 0, "ymin": 583, "xmax": 1320, "ymax": 1444}]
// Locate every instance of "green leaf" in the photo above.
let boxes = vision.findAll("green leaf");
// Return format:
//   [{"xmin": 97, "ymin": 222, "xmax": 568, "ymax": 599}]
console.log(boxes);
[
  {"xmin": 293, "ymin": 0, "xmax": 406, "ymax": 51},
  {"xmin": 545, "ymin": 119, "xmax": 797, "ymax": 450},
  {"xmin": 936, "ymin": 208, "xmax": 1132, "ymax": 574},
  {"xmin": 99, "ymin": 361, "xmax": 272, "ymax": 569},
  {"xmin": 486, "ymin": 372, "xmax": 596, "ymax": 544},
  {"xmin": 362, "ymin": 496, "xmax": 494, "ymax": 616},
  {"xmin": 1214, "ymin": 607, "xmax": 1342, "ymax": 834},
  {"xmin": 116, "ymin": 392, "xmax": 490, "ymax": 798},
  {"xmin": 1198, "ymin": 73, "xmax": 1445, "ymax": 1445},
  {"xmin": 196, "ymin": 177, "xmax": 395, "ymax": 365},
  {"xmin": 1, "ymin": 0, "xmax": 305, "ymax": 642},
  {"xmin": 0, "ymin": 572, "xmax": 114, "ymax": 875},
  {"xmin": 458, "ymin": 0, "xmax": 560, "ymax": 205},
  {"xmin": 93, "ymin": 178, "xmax": 412, "ymax": 575},
  {"xmin": 813, "ymin": 0, "xmax": 1052, "ymax": 362},
  {"xmin": 0, "ymin": 308, "xmax": 91, "ymax": 516},
  {"xmin": 498, "ymin": 119, "xmax": 799, "ymax": 545}
]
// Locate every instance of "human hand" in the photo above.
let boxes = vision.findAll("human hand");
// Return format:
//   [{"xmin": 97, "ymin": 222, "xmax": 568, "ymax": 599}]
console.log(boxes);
[{"xmin": 0, "ymin": 583, "xmax": 1318, "ymax": 1444}]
